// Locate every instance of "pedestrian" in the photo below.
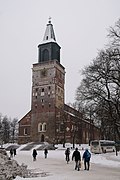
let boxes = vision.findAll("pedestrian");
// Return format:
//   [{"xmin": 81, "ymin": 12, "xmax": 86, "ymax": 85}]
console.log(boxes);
[
  {"xmin": 72, "ymin": 147, "xmax": 81, "ymax": 171},
  {"xmin": 44, "ymin": 148, "xmax": 48, "ymax": 158},
  {"xmin": 82, "ymin": 148, "xmax": 91, "ymax": 170},
  {"xmin": 65, "ymin": 148, "xmax": 70, "ymax": 163},
  {"xmin": 32, "ymin": 149, "xmax": 37, "ymax": 161},
  {"xmin": 10, "ymin": 148, "xmax": 13, "ymax": 158},
  {"xmin": 13, "ymin": 148, "xmax": 16, "ymax": 156}
]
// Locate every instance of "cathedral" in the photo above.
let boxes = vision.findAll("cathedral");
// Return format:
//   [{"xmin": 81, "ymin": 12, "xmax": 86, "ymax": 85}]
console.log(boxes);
[{"xmin": 18, "ymin": 19, "xmax": 100, "ymax": 145}]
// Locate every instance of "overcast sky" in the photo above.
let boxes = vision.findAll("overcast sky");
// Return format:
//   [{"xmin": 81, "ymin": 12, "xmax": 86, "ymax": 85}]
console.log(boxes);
[{"xmin": 0, "ymin": 0, "xmax": 120, "ymax": 119}]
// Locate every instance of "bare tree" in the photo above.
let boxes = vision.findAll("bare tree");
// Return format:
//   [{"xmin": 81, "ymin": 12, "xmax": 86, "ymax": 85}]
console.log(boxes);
[
  {"xmin": 10, "ymin": 118, "xmax": 18, "ymax": 143},
  {"xmin": 0, "ymin": 113, "xmax": 18, "ymax": 144},
  {"xmin": 0, "ymin": 114, "xmax": 4, "ymax": 147},
  {"xmin": 76, "ymin": 48, "xmax": 120, "ymax": 140},
  {"xmin": 2, "ymin": 116, "xmax": 10, "ymax": 143},
  {"xmin": 108, "ymin": 19, "xmax": 120, "ymax": 47},
  {"xmin": 76, "ymin": 18, "xmax": 120, "ymax": 141}
]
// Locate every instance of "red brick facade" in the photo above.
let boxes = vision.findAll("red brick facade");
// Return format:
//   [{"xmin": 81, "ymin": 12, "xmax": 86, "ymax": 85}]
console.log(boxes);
[
  {"xmin": 18, "ymin": 105, "xmax": 100, "ymax": 144},
  {"xmin": 18, "ymin": 111, "xmax": 31, "ymax": 144}
]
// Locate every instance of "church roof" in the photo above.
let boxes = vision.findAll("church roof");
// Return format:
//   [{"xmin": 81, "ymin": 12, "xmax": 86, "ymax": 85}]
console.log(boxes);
[{"xmin": 42, "ymin": 17, "xmax": 56, "ymax": 44}]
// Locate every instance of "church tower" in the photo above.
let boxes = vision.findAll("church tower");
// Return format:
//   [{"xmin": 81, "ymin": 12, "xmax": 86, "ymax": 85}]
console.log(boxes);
[
  {"xmin": 31, "ymin": 18, "xmax": 65, "ymax": 143},
  {"xmin": 18, "ymin": 18, "xmax": 100, "ymax": 145}
]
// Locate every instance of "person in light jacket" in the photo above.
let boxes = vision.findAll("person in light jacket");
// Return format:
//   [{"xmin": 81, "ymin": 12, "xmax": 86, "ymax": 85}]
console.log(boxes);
[{"xmin": 82, "ymin": 148, "xmax": 91, "ymax": 170}]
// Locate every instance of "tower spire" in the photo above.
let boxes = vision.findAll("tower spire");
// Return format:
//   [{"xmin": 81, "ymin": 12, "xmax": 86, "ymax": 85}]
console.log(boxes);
[
  {"xmin": 38, "ymin": 18, "xmax": 60, "ymax": 63},
  {"xmin": 43, "ymin": 17, "xmax": 56, "ymax": 42}
]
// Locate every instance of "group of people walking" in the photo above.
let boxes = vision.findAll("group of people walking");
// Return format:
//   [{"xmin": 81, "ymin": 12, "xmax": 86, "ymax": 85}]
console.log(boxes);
[
  {"xmin": 65, "ymin": 147, "xmax": 91, "ymax": 171},
  {"xmin": 9, "ymin": 144, "xmax": 91, "ymax": 172},
  {"xmin": 32, "ymin": 146, "xmax": 91, "ymax": 171},
  {"xmin": 32, "ymin": 148, "xmax": 48, "ymax": 161}
]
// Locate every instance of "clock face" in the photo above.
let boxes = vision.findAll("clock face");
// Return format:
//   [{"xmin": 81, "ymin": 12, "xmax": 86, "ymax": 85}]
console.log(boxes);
[{"xmin": 41, "ymin": 68, "xmax": 47, "ymax": 77}]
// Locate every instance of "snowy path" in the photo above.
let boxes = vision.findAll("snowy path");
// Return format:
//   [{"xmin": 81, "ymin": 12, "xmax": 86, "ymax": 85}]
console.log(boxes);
[{"xmin": 14, "ymin": 149, "xmax": 120, "ymax": 180}]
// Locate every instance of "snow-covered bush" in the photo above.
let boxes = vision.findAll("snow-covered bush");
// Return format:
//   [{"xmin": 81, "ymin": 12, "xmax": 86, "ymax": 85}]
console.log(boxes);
[{"xmin": 0, "ymin": 148, "xmax": 28, "ymax": 179}]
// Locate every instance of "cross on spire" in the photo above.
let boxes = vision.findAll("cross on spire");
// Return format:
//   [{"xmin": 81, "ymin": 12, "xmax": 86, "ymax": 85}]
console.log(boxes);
[
  {"xmin": 48, "ymin": 16, "xmax": 52, "ymax": 24},
  {"xmin": 42, "ymin": 17, "xmax": 56, "ymax": 42}
]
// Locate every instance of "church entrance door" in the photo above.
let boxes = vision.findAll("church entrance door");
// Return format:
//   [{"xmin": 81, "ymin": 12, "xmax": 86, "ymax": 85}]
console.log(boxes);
[{"xmin": 41, "ymin": 134, "xmax": 44, "ymax": 142}]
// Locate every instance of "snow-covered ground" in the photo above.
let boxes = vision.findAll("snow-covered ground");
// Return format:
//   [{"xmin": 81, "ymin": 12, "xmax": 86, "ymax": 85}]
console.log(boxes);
[{"xmin": 2, "ymin": 143, "xmax": 120, "ymax": 180}]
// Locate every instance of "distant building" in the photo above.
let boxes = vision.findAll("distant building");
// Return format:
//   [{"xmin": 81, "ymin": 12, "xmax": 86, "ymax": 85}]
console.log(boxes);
[{"xmin": 18, "ymin": 19, "xmax": 100, "ymax": 144}]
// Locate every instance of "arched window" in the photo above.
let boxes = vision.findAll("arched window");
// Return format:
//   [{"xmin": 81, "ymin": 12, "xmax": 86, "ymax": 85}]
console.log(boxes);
[
  {"xmin": 60, "ymin": 123, "xmax": 64, "ymax": 132},
  {"xmin": 41, "ymin": 88, "xmax": 44, "ymax": 96},
  {"xmin": 43, "ymin": 123, "xmax": 47, "ymax": 131},
  {"xmin": 42, "ymin": 49, "xmax": 49, "ymax": 61},
  {"xmin": 38, "ymin": 123, "xmax": 42, "ymax": 132},
  {"xmin": 24, "ymin": 128, "xmax": 27, "ymax": 135}
]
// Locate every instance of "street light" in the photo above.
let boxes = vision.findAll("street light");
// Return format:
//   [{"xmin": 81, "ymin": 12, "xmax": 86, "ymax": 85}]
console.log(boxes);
[{"xmin": 71, "ymin": 125, "xmax": 78, "ymax": 149}]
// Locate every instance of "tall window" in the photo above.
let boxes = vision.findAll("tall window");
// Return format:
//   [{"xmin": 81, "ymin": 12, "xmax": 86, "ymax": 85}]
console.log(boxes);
[
  {"xmin": 38, "ymin": 123, "xmax": 42, "ymax": 132},
  {"xmin": 38, "ymin": 123, "xmax": 47, "ymax": 132},
  {"xmin": 43, "ymin": 123, "xmax": 47, "ymax": 131},
  {"xmin": 24, "ymin": 128, "xmax": 27, "ymax": 135},
  {"xmin": 60, "ymin": 123, "xmax": 64, "ymax": 132},
  {"xmin": 42, "ymin": 49, "xmax": 49, "ymax": 61},
  {"xmin": 41, "ymin": 88, "xmax": 45, "ymax": 96}
]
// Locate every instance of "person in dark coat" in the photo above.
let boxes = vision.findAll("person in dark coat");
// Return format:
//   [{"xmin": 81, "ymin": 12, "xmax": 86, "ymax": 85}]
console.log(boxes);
[
  {"xmin": 65, "ymin": 148, "xmax": 70, "ymax": 163},
  {"xmin": 72, "ymin": 148, "xmax": 81, "ymax": 171},
  {"xmin": 32, "ymin": 149, "xmax": 37, "ymax": 161},
  {"xmin": 13, "ymin": 149, "xmax": 16, "ymax": 156},
  {"xmin": 44, "ymin": 148, "xmax": 48, "ymax": 158},
  {"xmin": 82, "ymin": 148, "xmax": 91, "ymax": 170},
  {"xmin": 10, "ymin": 148, "xmax": 13, "ymax": 158}
]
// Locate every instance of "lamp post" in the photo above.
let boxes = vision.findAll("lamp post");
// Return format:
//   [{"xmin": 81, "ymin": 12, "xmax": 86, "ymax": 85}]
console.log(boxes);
[
  {"xmin": 63, "ymin": 123, "xmax": 66, "ymax": 148},
  {"xmin": 71, "ymin": 125, "xmax": 78, "ymax": 149}
]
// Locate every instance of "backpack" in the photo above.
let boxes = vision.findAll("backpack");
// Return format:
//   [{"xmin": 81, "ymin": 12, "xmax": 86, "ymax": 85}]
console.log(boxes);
[
  {"xmin": 86, "ymin": 151, "xmax": 91, "ymax": 159},
  {"xmin": 65, "ymin": 149, "xmax": 70, "ymax": 155}
]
